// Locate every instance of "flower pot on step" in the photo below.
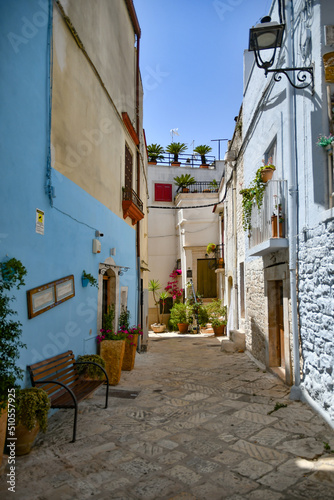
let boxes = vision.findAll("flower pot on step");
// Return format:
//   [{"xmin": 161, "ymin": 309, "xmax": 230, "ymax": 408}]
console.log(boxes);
[{"xmin": 100, "ymin": 340, "xmax": 125, "ymax": 385}]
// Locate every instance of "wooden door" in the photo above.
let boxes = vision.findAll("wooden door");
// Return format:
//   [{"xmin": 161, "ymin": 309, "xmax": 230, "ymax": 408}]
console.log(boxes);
[
  {"xmin": 197, "ymin": 259, "xmax": 217, "ymax": 298},
  {"xmin": 268, "ymin": 280, "xmax": 284, "ymax": 367}
]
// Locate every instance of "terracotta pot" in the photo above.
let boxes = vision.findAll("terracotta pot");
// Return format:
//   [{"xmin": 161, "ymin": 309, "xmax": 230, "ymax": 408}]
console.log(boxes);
[
  {"xmin": 177, "ymin": 323, "xmax": 189, "ymax": 333},
  {"xmin": 148, "ymin": 161, "xmax": 157, "ymax": 165},
  {"xmin": 151, "ymin": 324, "xmax": 166, "ymax": 333},
  {"xmin": 100, "ymin": 340, "xmax": 125, "ymax": 386},
  {"xmin": 15, "ymin": 422, "xmax": 40, "ymax": 456},
  {"xmin": 200, "ymin": 165, "xmax": 209, "ymax": 169},
  {"xmin": 260, "ymin": 168, "xmax": 274, "ymax": 183},
  {"xmin": 171, "ymin": 162, "xmax": 181, "ymax": 166},
  {"xmin": 218, "ymin": 258, "xmax": 224, "ymax": 269},
  {"xmin": 182, "ymin": 187, "xmax": 189, "ymax": 193},
  {"xmin": 271, "ymin": 215, "xmax": 283, "ymax": 238},
  {"xmin": 213, "ymin": 325, "xmax": 225, "ymax": 336},
  {"xmin": 122, "ymin": 334, "xmax": 139, "ymax": 371},
  {"xmin": 0, "ymin": 404, "xmax": 8, "ymax": 465}
]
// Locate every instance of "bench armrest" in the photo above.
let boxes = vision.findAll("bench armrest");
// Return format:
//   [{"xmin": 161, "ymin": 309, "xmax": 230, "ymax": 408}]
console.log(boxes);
[
  {"xmin": 34, "ymin": 379, "xmax": 77, "ymax": 406},
  {"xmin": 74, "ymin": 361, "xmax": 109, "ymax": 385}
]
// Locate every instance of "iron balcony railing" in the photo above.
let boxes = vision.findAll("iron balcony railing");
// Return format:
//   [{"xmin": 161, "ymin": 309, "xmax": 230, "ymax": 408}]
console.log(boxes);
[
  {"xmin": 177, "ymin": 181, "xmax": 220, "ymax": 194},
  {"xmin": 249, "ymin": 180, "xmax": 288, "ymax": 249},
  {"xmin": 122, "ymin": 187, "xmax": 143, "ymax": 213},
  {"xmin": 151, "ymin": 152, "xmax": 216, "ymax": 168}
]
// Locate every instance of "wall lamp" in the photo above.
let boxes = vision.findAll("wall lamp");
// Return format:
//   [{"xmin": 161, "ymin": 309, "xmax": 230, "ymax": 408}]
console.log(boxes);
[{"xmin": 249, "ymin": 16, "xmax": 314, "ymax": 93}]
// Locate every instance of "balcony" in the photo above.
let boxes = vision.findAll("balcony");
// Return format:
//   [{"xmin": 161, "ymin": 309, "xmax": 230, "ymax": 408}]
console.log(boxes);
[
  {"xmin": 248, "ymin": 180, "xmax": 288, "ymax": 256},
  {"xmin": 178, "ymin": 181, "xmax": 219, "ymax": 194},
  {"xmin": 122, "ymin": 188, "xmax": 144, "ymax": 225},
  {"xmin": 206, "ymin": 244, "xmax": 225, "ymax": 270},
  {"xmin": 149, "ymin": 152, "xmax": 216, "ymax": 169}
]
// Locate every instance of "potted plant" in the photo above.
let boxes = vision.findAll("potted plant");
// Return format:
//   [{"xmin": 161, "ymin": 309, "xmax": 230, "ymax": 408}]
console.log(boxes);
[
  {"xmin": 206, "ymin": 299, "xmax": 227, "ymax": 336},
  {"xmin": 166, "ymin": 142, "xmax": 187, "ymax": 165},
  {"xmin": 209, "ymin": 179, "xmax": 219, "ymax": 192},
  {"xmin": 271, "ymin": 204, "xmax": 285, "ymax": 238},
  {"xmin": 147, "ymin": 143, "xmax": 165, "ymax": 164},
  {"xmin": 206, "ymin": 243, "xmax": 216, "ymax": 255},
  {"xmin": 173, "ymin": 174, "xmax": 196, "ymax": 193},
  {"xmin": 259, "ymin": 157, "xmax": 276, "ymax": 183},
  {"xmin": 15, "ymin": 387, "xmax": 50, "ymax": 455},
  {"xmin": 193, "ymin": 144, "xmax": 212, "ymax": 168},
  {"xmin": 0, "ymin": 258, "xmax": 27, "ymax": 464},
  {"xmin": 210, "ymin": 317, "xmax": 227, "ymax": 336},
  {"xmin": 98, "ymin": 305, "xmax": 127, "ymax": 385},
  {"xmin": 82, "ymin": 270, "xmax": 98, "ymax": 288},
  {"xmin": 316, "ymin": 134, "xmax": 334, "ymax": 151},
  {"xmin": 149, "ymin": 279, "xmax": 166, "ymax": 333},
  {"xmin": 76, "ymin": 354, "xmax": 106, "ymax": 380},
  {"xmin": 170, "ymin": 302, "xmax": 189, "ymax": 333}
]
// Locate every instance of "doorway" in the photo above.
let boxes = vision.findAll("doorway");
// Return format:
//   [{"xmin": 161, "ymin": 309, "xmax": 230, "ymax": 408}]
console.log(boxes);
[
  {"xmin": 197, "ymin": 259, "xmax": 217, "ymax": 298},
  {"xmin": 268, "ymin": 280, "xmax": 284, "ymax": 369},
  {"xmin": 102, "ymin": 270, "xmax": 116, "ymax": 330}
]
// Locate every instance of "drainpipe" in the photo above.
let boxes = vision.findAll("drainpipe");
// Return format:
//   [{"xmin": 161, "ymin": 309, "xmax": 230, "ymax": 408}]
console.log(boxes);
[
  {"xmin": 232, "ymin": 166, "xmax": 238, "ymax": 330},
  {"xmin": 286, "ymin": 1, "xmax": 301, "ymax": 399},
  {"xmin": 135, "ymin": 33, "xmax": 141, "ymax": 329}
]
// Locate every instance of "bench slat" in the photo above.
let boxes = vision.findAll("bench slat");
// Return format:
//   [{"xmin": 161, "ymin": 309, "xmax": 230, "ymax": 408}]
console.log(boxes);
[{"xmin": 31, "ymin": 356, "xmax": 76, "ymax": 380}]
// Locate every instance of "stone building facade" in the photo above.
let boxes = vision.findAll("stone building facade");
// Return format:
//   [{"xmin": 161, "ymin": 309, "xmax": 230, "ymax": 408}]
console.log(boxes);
[{"xmin": 221, "ymin": 0, "xmax": 334, "ymax": 426}]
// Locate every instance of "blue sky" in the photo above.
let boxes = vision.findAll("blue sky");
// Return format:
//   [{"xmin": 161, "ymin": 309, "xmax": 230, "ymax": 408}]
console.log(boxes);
[{"xmin": 135, "ymin": 0, "xmax": 272, "ymax": 159}]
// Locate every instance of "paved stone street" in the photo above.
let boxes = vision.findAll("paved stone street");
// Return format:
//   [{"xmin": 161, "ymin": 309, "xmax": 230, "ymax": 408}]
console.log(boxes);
[{"xmin": 1, "ymin": 333, "xmax": 334, "ymax": 499}]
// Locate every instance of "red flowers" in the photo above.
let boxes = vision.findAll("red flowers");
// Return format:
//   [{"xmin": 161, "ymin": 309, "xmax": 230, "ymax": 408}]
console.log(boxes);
[{"xmin": 165, "ymin": 269, "xmax": 183, "ymax": 300}]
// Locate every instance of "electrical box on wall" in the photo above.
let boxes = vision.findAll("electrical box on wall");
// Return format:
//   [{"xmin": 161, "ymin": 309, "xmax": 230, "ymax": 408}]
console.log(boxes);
[{"xmin": 92, "ymin": 239, "xmax": 101, "ymax": 254}]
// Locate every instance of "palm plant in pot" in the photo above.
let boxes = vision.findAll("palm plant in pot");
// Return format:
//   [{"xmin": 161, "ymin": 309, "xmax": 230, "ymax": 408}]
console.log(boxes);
[
  {"xmin": 193, "ymin": 144, "xmax": 212, "ymax": 167},
  {"xmin": 147, "ymin": 143, "xmax": 165, "ymax": 164},
  {"xmin": 173, "ymin": 173, "xmax": 196, "ymax": 193},
  {"xmin": 165, "ymin": 142, "xmax": 187, "ymax": 165},
  {"xmin": 0, "ymin": 258, "xmax": 27, "ymax": 463},
  {"xmin": 149, "ymin": 279, "xmax": 166, "ymax": 333}
]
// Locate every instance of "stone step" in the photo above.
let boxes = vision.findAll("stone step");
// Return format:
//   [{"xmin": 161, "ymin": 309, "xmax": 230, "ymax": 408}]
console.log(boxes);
[{"xmin": 221, "ymin": 329, "xmax": 245, "ymax": 353}]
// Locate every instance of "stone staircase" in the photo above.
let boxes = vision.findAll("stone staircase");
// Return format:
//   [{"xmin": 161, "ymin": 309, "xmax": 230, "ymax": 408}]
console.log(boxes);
[{"xmin": 220, "ymin": 329, "xmax": 246, "ymax": 353}]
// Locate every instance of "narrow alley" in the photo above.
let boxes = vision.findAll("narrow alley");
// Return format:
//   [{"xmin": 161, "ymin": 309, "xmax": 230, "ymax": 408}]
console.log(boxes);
[{"xmin": 2, "ymin": 334, "xmax": 333, "ymax": 500}]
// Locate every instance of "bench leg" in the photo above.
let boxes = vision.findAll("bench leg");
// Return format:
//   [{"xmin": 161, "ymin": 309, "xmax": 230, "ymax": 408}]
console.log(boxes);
[{"xmin": 71, "ymin": 402, "xmax": 78, "ymax": 443}]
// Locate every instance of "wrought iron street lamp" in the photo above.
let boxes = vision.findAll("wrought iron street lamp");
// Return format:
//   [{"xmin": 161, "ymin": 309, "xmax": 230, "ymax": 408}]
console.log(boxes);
[{"xmin": 249, "ymin": 16, "xmax": 314, "ymax": 92}]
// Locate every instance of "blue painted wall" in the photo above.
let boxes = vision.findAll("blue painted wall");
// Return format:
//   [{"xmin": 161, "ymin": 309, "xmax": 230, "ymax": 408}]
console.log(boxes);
[{"xmin": 0, "ymin": 0, "xmax": 138, "ymax": 386}]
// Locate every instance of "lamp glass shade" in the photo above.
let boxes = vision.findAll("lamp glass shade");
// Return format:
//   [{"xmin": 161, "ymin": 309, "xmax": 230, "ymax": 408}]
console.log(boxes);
[{"xmin": 249, "ymin": 22, "xmax": 285, "ymax": 51}]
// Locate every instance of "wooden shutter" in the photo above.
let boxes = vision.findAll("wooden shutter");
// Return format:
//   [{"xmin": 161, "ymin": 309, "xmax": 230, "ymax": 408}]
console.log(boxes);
[{"xmin": 155, "ymin": 183, "xmax": 172, "ymax": 202}]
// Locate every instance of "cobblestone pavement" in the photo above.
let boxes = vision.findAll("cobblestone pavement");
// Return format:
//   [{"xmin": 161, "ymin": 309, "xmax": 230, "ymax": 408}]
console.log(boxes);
[{"xmin": 1, "ymin": 333, "xmax": 334, "ymax": 499}]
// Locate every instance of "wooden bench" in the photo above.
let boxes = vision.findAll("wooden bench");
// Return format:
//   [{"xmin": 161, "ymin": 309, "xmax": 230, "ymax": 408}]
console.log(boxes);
[{"xmin": 28, "ymin": 350, "xmax": 109, "ymax": 442}]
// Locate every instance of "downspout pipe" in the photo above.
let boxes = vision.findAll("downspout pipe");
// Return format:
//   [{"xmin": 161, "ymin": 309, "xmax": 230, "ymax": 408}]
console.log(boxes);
[
  {"xmin": 286, "ymin": 1, "xmax": 302, "ymax": 399},
  {"xmin": 135, "ymin": 34, "xmax": 141, "ymax": 330}
]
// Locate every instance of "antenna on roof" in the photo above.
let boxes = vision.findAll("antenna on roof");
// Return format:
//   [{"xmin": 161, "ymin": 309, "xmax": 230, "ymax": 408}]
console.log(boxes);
[{"xmin": 170, "ymin": 128, "xmax": 179, "ymax": 142}]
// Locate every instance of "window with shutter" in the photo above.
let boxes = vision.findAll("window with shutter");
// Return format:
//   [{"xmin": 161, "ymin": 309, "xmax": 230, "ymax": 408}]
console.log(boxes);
[{"xmin": 155, "ymin": 183, "xmax": 172, "ymax": 202}]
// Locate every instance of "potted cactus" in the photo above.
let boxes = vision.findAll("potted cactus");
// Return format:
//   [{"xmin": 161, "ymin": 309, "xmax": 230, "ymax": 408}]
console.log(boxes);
[
  {"xmin": 194, "ymin": 144, "xmax": 212, "ymax": 168},
  {"xmin": 165, "ymin": 142, "xmax": 187, "ymax": 165},
  {"xmin": 147, "ymin": 143, "xmax": 164, "ymax": 164}
]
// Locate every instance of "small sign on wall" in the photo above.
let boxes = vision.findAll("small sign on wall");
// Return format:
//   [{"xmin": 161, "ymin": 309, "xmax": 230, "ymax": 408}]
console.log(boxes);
[{"xmin": 36, "ymin": 209, "xmax": 44, "ymax": 235}]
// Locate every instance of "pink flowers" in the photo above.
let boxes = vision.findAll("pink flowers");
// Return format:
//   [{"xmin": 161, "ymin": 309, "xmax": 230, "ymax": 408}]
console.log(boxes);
[{"xmin": 165, "ymin": 269, "xmax": 183, "ymax": 300}]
